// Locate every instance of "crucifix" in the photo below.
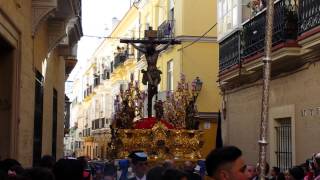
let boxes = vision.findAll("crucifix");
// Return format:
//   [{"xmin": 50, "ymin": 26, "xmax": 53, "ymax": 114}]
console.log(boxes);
[{"xmin": 120, "ymin": 27, "xmax": 180, "ymax": 117}]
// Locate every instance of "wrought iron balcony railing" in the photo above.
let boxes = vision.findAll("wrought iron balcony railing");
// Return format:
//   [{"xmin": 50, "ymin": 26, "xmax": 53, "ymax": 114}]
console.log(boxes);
[
  {"xmin": 242, "ymin": 0, "xmax": 298, "ymax": 59},
  {"xmin": 219, "ymin": 0, "xmax": 298, "ymax": 71},
  {"xmin": 157, "ymin": 20, "xmax": 174, "ymax": 39},
  {"xmin": 299, "ymin": 0, "xmax": 320, "ymax": 35},
  {"xmin": 113, "ymin": 51, "xmax": 128, "ymax": 69},
  {"xmin": 219, "ymin": 31, "xmax": 241, "ymax": 71}
]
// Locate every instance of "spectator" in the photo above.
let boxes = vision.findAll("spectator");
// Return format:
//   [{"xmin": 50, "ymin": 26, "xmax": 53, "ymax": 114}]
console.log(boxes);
[
  {"xmin": 270, "ymin": 167, "xmax": 280, "ymax": 180},
  {"xmin": 0, "ymin": 159, "xmax": 24, "ymax": 177},
  {"xmin": 304, "ymin": 159, "xmax": 314, "ymax": 180},
  {"xmin": 205, "ymin": 146, "xmax": 247, "ymax": 180},
  {"xmin": 53, "ymin": 159, "xmax": 84, "ymax": 180},
  {"xmin": 78, "ymin": 156, "xmax": 92, "ymax": 180},
  {"xmin": 23, "ymin": 167, "xmax": 54, "ymax": 180},
  {"xmin": 104, "ymin": 163, "xmax": 117, "ymax": 180},
  {"xmin": 163, "ymin": 160, "xmax": 175, "ymax": 169},
  {"xmin": 288, "ymin": 166, "xmax": 304, "ymax": 180},
  {"xmin": 39, "ymin": 155, "xmax": 55, "ymax": 170},
  {"xmin": 147, "ymin": 166, "xmax": 165, "ymax": 180},
  {"xmin": 277, "ymin": 173, "xmax": 285, "ymax": 180},
  {"xmin": 246, "ymin": 165, "xmax": 257, "ymax": 180},
  {"xmin": 183, "ymin": 161, "xmax": 201, "ymax": 180},
  {"xmin": 128, "ymin": 151, "xmax": 148, "ymax": 180},
  {"xmin": 162, "ymin": 168, "xmax": 188, "ymax": 180}
]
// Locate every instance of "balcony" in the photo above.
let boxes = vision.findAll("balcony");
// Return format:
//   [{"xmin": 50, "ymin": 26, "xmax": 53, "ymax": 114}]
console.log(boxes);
[
  {"xmin": 299, "ymin": 0, "xmax": 320, "ymax": 36},
  {"xmin": 113, "ymin": 51, "xmax": 128, "ymax": 69},
  {"xmin": 242, "ymin": 0, "xmax": 298, "ymax": 60},
  {"xmin": 219, "ymin": 31, "xmax": 241, "ymax": 71},
  {"xmin": 219, "ymin": 0, "xmax": 299, "ymax": 74},
  {"xmin": 157, "ymin": 20, "xmax": 174, "ymax": 39},
  {"xmin": 298, "ymin": 0, "xmax": 320, "ymax": 47},
  {"xmin": 83, "ymin": 85, "xmax": 94, "ymax": 101}
]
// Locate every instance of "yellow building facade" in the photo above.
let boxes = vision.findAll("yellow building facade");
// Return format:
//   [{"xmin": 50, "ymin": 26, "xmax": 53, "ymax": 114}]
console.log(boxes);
[
  {"xmin": 135, "ymin": 0, "xmax": 220, "ymax": 156},
  {"xmin": 75, "ymin": 6, "xmax": 140, "ymax": 160},
  {"xmin": 0, "ymin": 0, "xmax": 82, "ymax": 166}
]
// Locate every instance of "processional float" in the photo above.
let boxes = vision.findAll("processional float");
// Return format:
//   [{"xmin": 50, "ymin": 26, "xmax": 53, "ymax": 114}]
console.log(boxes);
[{"xmin": 107, "ymin": 28, "xmax": 204, "ymax": 160}]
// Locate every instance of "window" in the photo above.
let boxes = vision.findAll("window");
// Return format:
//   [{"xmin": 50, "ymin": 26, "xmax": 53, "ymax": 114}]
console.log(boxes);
[
  {"xmin": 217, "ymin": 0, "xmax": 240, "ymax": 40},
  {"xmin": 96, "ymin": 146, "xmax": 98, "ymax": 157},
  {"xmin": 167, "ymin": 60, "xmax": 173, "ymax": 91},
  {"xmin": 106, "ymin": 71, "xmax": 110, "ymax": 79},
  {"xmin": 95, "ymin": 119, "xmax": 99, "ymax": 129},
  {"xmin": 101, "ymin": 118, "xmax": 105, "ymax": 128},
  {"xmin": 275, "ymin": 118, "xmax": 292, "ymax": 171},
  {"xmin": 94, "ymin": 74, "xmax": 100, "ymax": 87}
]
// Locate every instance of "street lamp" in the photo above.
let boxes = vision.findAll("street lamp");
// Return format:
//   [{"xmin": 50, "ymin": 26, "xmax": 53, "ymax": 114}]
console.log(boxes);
[{"xmin": 191, "ymin": 77, "xmax": 203, "ymax": 101}]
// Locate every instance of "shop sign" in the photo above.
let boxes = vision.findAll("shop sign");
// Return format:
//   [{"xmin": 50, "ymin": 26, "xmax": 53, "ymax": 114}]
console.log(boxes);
[{"xmin": 301, "ymin": 107, "xmax": 320, "ymax": 117}]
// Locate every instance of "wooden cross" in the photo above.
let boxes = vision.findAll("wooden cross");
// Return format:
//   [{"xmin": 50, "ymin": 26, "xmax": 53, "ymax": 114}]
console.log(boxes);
[{"xmin": 120, "ymin": 28, "xmax": 180, "ymax": 118}]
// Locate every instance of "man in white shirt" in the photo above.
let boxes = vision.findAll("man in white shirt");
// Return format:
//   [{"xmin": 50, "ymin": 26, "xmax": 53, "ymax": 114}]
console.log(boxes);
[{"xmin": 128, "ymin": 151, "xmax": 148, "ymax": 180}]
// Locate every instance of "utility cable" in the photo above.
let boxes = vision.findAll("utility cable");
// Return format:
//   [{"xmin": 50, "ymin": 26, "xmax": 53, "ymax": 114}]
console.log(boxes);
[
  {"xmin": 177, "ymin": 22, "xmax": 217, "ymax": 51},
  {"xmin": 82, "ymin": 35, "xmax": 122, "ymax": 39}
]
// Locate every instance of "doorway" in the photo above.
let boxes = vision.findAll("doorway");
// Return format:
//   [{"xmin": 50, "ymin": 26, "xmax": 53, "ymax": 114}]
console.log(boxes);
[{"xmin": 0, "ymin": 35, "xmax": 14, "ymax": 158}]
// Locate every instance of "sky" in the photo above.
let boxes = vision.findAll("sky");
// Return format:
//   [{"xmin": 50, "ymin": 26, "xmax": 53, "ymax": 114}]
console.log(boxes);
[{"xmin": 66, "ymin": 0, "xmax": 132, "ymax": 96}]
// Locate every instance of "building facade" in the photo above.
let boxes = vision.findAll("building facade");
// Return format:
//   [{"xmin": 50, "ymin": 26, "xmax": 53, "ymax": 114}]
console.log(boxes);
[
  {"xmin": 218, "ymin": 0, "xmax": 320, "ymax": 170},
  {"xmin": 0, "ymin": 0, "xmax": 82, "ymax": 166},
  {"xmin": 137, "ymin": 0, "xmax": 220, "ymax": 156},
  {"xmin": 70, "ymin": 5, "xmax": 140, "ymax": 160}
]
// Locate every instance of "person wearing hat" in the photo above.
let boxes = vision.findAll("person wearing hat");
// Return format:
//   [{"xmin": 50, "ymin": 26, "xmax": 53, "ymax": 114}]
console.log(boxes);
[{"xmin": 128, "ymin": 151, "xmax": 148, "ymax": 180}]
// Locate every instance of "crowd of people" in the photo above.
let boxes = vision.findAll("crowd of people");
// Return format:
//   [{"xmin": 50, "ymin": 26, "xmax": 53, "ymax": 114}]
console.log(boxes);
[
  {"xmin": 0, "ymin": 152, "xmax": 203, "ymax": 180},
  {"xmin": 1, "ymin": 146, "xmax": 320, "ymax": 180},
  {"xmin": 205, "ymin": 146, "xmax": 320, "ymax": 180},
  {"xmin": 0, "ymin": 155, "xmax": 94, "ymax": 180}
]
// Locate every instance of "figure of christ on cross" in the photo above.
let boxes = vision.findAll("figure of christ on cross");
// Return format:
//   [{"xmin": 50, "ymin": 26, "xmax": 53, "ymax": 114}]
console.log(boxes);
[
  {"xmin": 130, "ymin": 41, "xmax": 171, "ymax": 86},
  {"xmin": 121, "ymin": 33, "xmax": 180, "ymax": 117}
]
